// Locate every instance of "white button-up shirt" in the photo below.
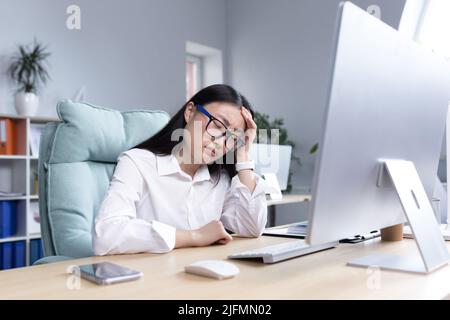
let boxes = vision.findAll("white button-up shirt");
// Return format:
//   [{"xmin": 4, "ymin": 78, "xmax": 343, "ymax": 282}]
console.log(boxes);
[{"xmin": 93, "ymin": 148, "xmax": 269, "ymax": 255}]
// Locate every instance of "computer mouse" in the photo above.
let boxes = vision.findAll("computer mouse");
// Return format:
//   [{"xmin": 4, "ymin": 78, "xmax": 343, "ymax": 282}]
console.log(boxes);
[{"xmin": 184, "ymin": 260, "xmax": 239, "ymax": 280}]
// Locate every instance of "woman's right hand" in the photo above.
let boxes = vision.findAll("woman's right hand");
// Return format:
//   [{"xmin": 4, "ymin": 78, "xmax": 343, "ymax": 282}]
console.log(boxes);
[
  {"xmin": 175, "ymin": 220, "xmax": 233, "ymax": 248},
  {"xmin": 192, "ymin": 220, "xmax": 233, "ymax": 246}
]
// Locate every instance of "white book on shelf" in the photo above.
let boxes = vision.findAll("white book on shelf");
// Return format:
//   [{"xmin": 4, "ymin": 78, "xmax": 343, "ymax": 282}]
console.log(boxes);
[
  {"xmin": 29, "ymin": 124, "xmax": 45, "ymax": 157},
  {"xmin": 28, "ymin": 200, "xmax": 41, "ymax": 235},
  {"xmin": 0, "ymin": 119, "xmax": 6, "ymax": 144}
]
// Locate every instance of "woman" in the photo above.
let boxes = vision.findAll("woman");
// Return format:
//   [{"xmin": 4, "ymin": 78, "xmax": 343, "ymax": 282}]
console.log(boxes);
[{"xmin": 93, "ymin": 84, "xmax": 269, "ymax": 255}]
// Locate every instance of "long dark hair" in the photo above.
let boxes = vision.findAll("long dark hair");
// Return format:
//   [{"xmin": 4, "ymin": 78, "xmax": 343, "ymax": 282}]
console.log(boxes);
[{"xmin": 134, "ymin": 84, "xmax": 254, "ymax": 181}]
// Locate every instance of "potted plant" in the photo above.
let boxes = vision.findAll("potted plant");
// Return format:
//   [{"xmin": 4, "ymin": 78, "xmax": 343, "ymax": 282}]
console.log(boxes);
[
  {"xmin": 8, "ymin": 39, "xmax": 51, "ymax": 116},
  {"xmin": 253, "ymin": 112, "xmax": 318, "ymax": 193},
  {"xmin": 253, "ymin": 112, "xmax": 301, "ymax": 192}
]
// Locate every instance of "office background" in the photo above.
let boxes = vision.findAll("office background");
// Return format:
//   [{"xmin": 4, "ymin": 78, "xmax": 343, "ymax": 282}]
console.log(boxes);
[{"xmin": 0, "ymin": 0, "xmax": 415, "ymax": 225}]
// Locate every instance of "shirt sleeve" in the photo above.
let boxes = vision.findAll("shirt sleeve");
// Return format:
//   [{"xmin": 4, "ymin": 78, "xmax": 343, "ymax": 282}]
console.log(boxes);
[
  {"xmin": 220, "ymin": 172, "xmax": 269, "ymax": 237},
  {"xmin": 93, "ymin": 152, "xmax": 176, "ymax": 255}
]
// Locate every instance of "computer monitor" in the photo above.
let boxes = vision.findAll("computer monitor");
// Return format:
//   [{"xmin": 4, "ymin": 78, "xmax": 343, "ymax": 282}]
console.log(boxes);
[
  {"xmin": 306, "ymin": 2, "xmax": 450, "ymax": 273},
  {"xmin": 250, "ymin": 143, "xmax": 292, "ymax": 191}
]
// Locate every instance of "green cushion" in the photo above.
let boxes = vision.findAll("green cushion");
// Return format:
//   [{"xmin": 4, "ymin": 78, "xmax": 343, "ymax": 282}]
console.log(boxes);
[{"xmin": 41, "ymin": 100, "xmax": 169, "ymax": 259}]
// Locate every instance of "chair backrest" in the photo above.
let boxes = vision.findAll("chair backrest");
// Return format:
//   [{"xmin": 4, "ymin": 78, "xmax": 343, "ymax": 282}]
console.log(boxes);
[{"xmin": 38, "ymin": 100, "xmax": 170, "ymax": 258}]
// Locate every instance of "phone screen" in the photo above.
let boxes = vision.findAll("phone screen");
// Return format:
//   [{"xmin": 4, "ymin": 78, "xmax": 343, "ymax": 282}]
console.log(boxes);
[{"xmin": 77, "ymin": 262, "xmax": 142, "ymax": 285}]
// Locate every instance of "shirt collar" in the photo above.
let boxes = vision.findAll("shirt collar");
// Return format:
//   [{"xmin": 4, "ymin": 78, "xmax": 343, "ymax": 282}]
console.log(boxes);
[
  {"xmin": 156, "ymin": 154, "xmax": 180, "ymax": 176},
  {"xmin": 156, "ymin": 154, "xmax": 211, "ymax": 182},
  {"xmin": 193, "ymin": 164, "xmax": 212, "ymax": 183}
]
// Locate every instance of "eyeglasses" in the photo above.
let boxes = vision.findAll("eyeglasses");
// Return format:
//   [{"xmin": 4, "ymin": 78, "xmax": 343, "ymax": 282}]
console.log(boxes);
[{"xmin": 196, "ymin": 104, "xmax": 246, "ymax": 150}]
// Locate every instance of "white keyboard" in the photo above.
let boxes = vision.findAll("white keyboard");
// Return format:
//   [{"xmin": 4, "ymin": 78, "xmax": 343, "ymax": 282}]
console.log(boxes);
[{"xmin": 228, "ymin": 240, "xmax": 338, "ymax": 263}]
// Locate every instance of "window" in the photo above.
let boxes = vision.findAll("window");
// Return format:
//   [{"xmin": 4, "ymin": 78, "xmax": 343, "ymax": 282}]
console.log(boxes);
[
  {"xmin": 186, "ymin": 54, "xmax": 203, "ymax": 100},
  {"xmin": 415, "ymin": 0, "xmax": 450, "ymax": 60},
  {"xmin": 186, "ymin": 41, "xmax": 224, "ymax": 100}
]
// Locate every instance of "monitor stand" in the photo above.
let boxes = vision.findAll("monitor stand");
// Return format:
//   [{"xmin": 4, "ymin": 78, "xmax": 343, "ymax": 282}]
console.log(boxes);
[{"xmin": 347, "ymin": 159, "xmax": 450, "ymax": 274}]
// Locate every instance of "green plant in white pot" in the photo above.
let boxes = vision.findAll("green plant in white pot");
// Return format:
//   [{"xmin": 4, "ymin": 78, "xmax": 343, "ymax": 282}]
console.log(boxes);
[{"xmin": 8, "ymin": 40, "xmax": 51, "ymax": 116}]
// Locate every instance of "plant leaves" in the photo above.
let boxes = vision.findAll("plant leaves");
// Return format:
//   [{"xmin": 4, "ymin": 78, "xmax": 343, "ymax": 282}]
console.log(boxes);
[
  {"xmin": 309, "ymin": 143, "xmax": 319, "ymax": 154},
  {"xmin": 8, "ymin": 40, "xmax": 51, "ymax": 93}
]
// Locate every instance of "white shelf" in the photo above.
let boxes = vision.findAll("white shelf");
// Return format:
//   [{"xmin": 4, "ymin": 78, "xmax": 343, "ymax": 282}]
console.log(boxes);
[
  {"xmin": 0, "ymin": 195, "xmax": 40, "ymax": 201},
  {"xmin": 0, "ymin": 113, "xmax": 58, "ymax": 123},
  {"xmin": 267, "ymin": 194, "xmax": 311, "ymax": 206},
  {"xmin": 0, "ymin": 196, "xmax": 27, "ymax": 201},
  {"xmin": 0, "ymin": 236, "xmax": 27, "ymax": 243},
  {"xmin": 28, "ymin": 233, "xmax": 41, "ymax": 239},
  {"xmin": 0, "ymin": 155, "xmax": 27, "ymax": 160},
  {"xmin": 0, "ymin": 114, "xmax": 58, "ymax": 268},
  {"xmin": 0, "ymin": 156, "xmax": 41, "ymax": 160}
]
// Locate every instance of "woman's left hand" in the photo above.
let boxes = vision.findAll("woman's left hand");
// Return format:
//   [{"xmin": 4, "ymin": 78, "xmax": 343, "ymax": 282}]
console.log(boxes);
[{"xmin": 236, "ymin": 106, "xmax": 257, "ymax": 162}]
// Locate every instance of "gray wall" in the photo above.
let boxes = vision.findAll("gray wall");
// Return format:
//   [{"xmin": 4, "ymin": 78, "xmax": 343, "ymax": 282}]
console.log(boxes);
[
  {"xmin": 0, "ymin": 0, "xmax": 409, "ymax": 225},
  {"xmin": 226, "ymin": 0, "xmax": 406, "ymax": 224},
  {"xmin": 0, "ymin": 0, "xmax": 227, "ymax": 117}
]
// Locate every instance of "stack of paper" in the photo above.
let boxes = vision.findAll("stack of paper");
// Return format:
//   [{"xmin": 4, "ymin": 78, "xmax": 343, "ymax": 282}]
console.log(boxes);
[
  {"xmin": 263, "ymin": 221, "xmax": 309, "ymax": 238},
  {"xmin": 29, "ymin": 124, "xmax": 45, "ymax": 157},
  {"xmin": 287, "ymin": 221, "xmax": 308, "ymax": 234}
]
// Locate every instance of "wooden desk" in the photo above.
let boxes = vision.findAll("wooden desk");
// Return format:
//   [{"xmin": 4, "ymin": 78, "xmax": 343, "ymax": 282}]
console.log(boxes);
[
  {"xmin": 1, "ymin": 236, "xmax": 450, "ymax": 299},
  {"xmin": 266, "ymin": 194, "xmax": 311, "ymax": 227},
  {"xmin": 267, "ymin": 194, "xmax": 311, "ymax": 206}
]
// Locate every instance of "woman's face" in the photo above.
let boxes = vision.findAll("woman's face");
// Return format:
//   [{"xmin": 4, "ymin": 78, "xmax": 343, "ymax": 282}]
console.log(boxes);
[{"xmin": 183, "ymin": 102, "xmax": 246, "ymax": 165}]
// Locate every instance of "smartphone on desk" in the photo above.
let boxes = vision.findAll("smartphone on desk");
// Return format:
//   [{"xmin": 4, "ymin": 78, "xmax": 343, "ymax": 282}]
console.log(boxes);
[{"xmin": 74, "ymin": 262, "xmax": 143, "ymax": 285}]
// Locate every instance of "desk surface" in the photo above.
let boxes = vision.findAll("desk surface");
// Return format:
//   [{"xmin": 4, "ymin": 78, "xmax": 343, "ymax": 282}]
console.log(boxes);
[
  {"xmin": 267, "ymin": 194, "xmax": 311, "ymax": 206},
  {"xmin": 1, "ymin": 236, "xmax": 450, "ymax": 299}
]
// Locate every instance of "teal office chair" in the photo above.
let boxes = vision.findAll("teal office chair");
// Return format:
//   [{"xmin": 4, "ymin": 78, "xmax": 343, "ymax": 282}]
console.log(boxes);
[{"xmin": 34, "ymin": 100, "xmax": 169, "ymax": 264}]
